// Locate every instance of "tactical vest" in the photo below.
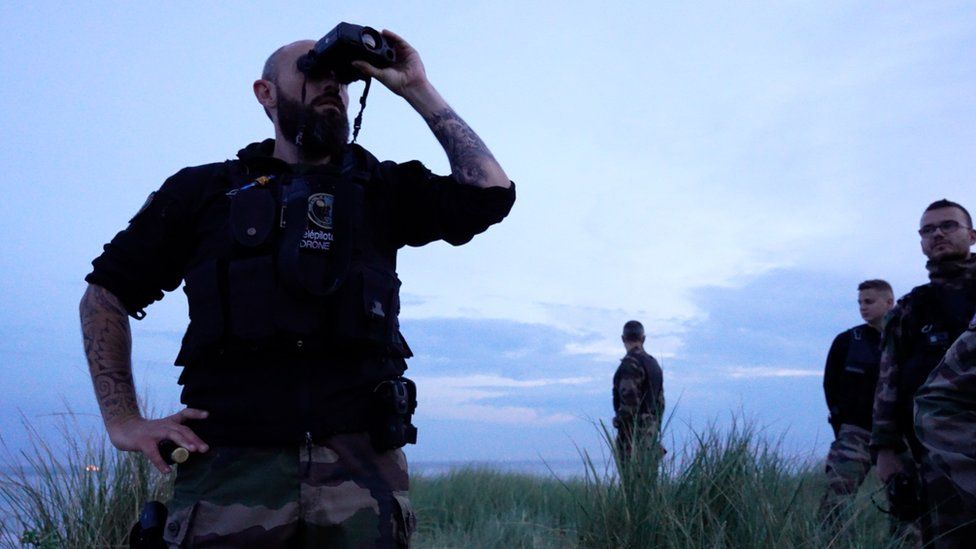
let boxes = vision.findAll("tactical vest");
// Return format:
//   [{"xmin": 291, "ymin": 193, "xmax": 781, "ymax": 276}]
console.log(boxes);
[
  {"xmin": 897, "ymin": 282, "xmax": 976, "ymax": 450},
  {"xmin": 836, "ymin": 326, "xmax": 880, "ymax": 429},
  {"xmin": 176, "ymin": 147, "xmax": 412, "ymax": 367}
]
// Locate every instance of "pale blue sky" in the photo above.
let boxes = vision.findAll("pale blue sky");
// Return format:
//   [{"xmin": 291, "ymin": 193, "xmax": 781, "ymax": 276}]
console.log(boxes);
[{"xmin": 1, "ymin": 2, "xmax": 974, "ymax": 465}]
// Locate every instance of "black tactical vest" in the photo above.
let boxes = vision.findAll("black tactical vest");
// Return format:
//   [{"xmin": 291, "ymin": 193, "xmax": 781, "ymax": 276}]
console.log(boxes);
[
  {"xmin": 836, "ymin": 326, "xmax": 881, "ymax": 429},
  {"xmin": 176, "ymin": 147, "xmax": 412, "ymax": 367}
]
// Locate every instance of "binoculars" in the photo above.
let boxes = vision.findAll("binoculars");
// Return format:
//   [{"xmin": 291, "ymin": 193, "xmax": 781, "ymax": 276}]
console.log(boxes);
[{"xmin": 297, "ymin": 23, "xmax": 397, "ymax": 84}]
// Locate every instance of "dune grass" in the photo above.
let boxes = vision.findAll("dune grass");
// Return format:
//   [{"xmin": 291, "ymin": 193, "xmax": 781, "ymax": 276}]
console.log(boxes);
[
  {"xmin": 0, "ymin": 415, "xmax": 170, "ymax": 549},
  {"xmin": 2, "ymin": 414, "xmax": 903, "ymax": 548}
]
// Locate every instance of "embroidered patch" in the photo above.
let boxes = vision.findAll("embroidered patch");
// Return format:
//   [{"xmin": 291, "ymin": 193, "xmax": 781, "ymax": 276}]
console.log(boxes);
[
  {"xmin": 300, "ymin": 193, "xmax": 335, "ymax": 253},
  {"xmin": 308, "ymin": 193, "xmax": 334, "ymax": 229}
]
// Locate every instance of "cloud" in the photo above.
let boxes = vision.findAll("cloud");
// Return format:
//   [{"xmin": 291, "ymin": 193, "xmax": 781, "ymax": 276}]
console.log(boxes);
[
  {"xmin": 421, "ymin": 374, "xmax": 593, "ymax": 389},
  {"xmin": 726, "ymin": 367, "xmax": 822, "ymax": 379},
  {"xmin": 413, "ymin": 373, "xmax": 592, "ymax": 426},
  {"xmin": 423, "ymin": 404, "xmax": 576, "ymax": 425}
]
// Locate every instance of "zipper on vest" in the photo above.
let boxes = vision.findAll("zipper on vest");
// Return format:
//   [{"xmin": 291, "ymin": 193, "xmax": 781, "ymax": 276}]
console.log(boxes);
[{"xmin": 304, "ymin": 431, "xmax": 313, "ymax": 477}]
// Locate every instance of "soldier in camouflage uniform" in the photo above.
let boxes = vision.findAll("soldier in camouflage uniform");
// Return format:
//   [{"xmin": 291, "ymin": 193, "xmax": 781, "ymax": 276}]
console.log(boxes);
[
  {"xmin": 872, "ymin": 199, "xmax": 976, "ymax": 548},
  {"xmin": 612, "ymin": 320, "xmax": 665, "ymax": 460},
  {"xmin": 818, "ymin": 280, "xmax": 894, "ymax": 528},
  {"xmin": 80, "ymin": 29, "xmax": 514, "ymax": 548},
  {"xmin": 914, "ymin": 314, "xmax": 976, "ymax": 540}
]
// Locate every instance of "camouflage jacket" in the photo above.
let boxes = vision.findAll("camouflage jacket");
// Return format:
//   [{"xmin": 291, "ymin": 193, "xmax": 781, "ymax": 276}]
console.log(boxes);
[
  {"xmin": 872, "ymin": 257, "xmax": 976, "ymax": 454},
  {"xmin": 613, "ymin": 348, "xmax": 664, "ymax": 424},
  {"xmin": 915, "ymin": 319, "xmax": 976, "ymax": 510}
]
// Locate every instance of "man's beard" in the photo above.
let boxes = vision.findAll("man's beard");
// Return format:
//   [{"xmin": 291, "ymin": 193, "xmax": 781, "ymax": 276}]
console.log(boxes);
[{"xmin": 276, "ymin": 85, "xmax": 350, "ymax": 162}]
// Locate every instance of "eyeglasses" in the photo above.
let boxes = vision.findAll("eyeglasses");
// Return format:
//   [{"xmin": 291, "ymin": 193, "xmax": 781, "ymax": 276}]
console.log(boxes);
[{"xmin": 918, "ymin": 220, "xmax": 970, "ymax": 238}]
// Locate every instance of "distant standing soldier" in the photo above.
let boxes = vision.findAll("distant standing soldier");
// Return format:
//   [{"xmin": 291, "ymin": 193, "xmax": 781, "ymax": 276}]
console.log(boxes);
[
  {"xmin": 819, "ymin": 280, "xmax": 894, "ymax": 526},
  {"xmin": 612, "ymin": 320, "xmax": 665, "ymax": 459},
  {"xmin": 872, "ymin": 199, "xmax": 976, "ymax": 548},
  {"xmin": 914, "ymin": 314, "xmax": 976, "ymax": 524}
]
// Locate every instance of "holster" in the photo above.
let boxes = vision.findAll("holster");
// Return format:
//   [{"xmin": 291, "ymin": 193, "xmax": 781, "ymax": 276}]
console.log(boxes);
[
  {"xmin": 369, "ymin": 377, "xmax": 418, "ymax": 452},
  {"xmin": 886, "ymin": 471, "xmax": 922, "ymax": 521},
  {"xmin": 128, "ymin": 501, "xmax": 168, "ymax": 549}
]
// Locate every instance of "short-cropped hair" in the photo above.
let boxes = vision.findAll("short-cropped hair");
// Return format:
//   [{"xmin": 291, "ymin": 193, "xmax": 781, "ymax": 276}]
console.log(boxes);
[
  {"xmin": 858, "ymin": 279, "xmax": 893, "ymax": 294},
  {"xmin": 622, "ymin": 320, "xmax": 645, "ymax": 341},
  {"xmin": 925, "ymin": 199, "xmax": 973, "ymax": 228}
]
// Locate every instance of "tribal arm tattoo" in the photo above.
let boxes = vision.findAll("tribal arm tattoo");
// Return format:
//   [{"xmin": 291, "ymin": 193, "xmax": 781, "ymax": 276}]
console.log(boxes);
[
  {"xmin": 423, "ymin": 108, "xmax": 509, "ymax": 189},
  {"xmin": 80, "ymin": 284, "xmax": 139, "ymax": 427}
]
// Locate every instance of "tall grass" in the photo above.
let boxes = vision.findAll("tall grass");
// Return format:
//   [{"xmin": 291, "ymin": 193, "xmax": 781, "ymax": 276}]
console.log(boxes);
[
  {"xmin": 1, "ymin": 413, "xmax": 903, "ymax": 548},
  {"xmin": 411, "ymin": 466, "xmax": 581, "ymax": 548},
  {"xmin": 0, "ymin": 414, "xmax": 172, "ymax": 549},
  {"xmin": 572, "ymin": 419, "xmax": 896, "ymax": 548}
]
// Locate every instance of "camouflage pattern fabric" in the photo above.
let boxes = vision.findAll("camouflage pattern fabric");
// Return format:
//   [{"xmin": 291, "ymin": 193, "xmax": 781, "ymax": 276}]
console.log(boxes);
[
  {"xmin": 162, "ymin": 432, "xmax": 414, "ymax": 548},
  {"xmin": 873, "ymin": 257, "xmax": 976, "ymax": 454},
  {"xmin": 816, "ymin": 425, "xmax": 920, "ymax": 543},
  {"xmin": 613, "ymin": 353, "xmax": 664, "ymax": 460},
  {"xmin": 615, "ymin": 413, "xmax": 663, "ymax": 459},
  {"xmin": 915, "ymin": 326, "xmax": 976, "ymax": 547},
  {"xmin": 872, "ymin": 296, "xmax": 915, "ymax": 453},
  {"xmin": 819, "ymin": 424, "xmax": 873, "ymax": 525}
]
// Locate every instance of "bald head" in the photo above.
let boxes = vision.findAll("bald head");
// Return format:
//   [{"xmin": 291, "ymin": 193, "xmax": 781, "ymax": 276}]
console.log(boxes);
[
  {"xmin": 261, "ymin": 40, "xmax": 315, "ymax": 83},
  {"xmin": 253, "ymin": 39, "xmax": 351, "ymax": 163}
]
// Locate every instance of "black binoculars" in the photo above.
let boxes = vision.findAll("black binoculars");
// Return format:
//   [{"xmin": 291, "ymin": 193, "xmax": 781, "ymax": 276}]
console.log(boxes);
[{"xmin": 297, "ymin": 23, "xmax": 397, "ymax": 84}]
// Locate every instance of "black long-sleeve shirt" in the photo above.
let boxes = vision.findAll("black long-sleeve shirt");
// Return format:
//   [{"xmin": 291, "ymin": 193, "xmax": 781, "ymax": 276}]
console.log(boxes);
[{"xmin": 823, "ymin": 323, "xmax": 882, "ymax": 434}]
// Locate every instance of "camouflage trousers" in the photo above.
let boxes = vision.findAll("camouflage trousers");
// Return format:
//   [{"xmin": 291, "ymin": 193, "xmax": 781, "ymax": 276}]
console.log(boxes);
[
  {"xmin": 615, "ymin": 414, "xmax": 662, "ymax": 461},
  {"xmin": 163, "ymin": 432, "xmax": 415, "ymax": 548},
  {"xmin": 818, "ymin": 424, "xmax": 921, "ymax": 545},
  {"xmin": 818, "ymin": 424, "xmax": 873, "ymax": 527},
  {"xmin": 919, "ymin": 451, "xmax": 976, "ymax": 549}
]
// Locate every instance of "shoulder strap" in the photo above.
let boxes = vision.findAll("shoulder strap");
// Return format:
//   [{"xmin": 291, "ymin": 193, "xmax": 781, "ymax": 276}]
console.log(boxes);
[{"xmin": 342, "ymin": 145, "xmax": 376, "ymax": 184}]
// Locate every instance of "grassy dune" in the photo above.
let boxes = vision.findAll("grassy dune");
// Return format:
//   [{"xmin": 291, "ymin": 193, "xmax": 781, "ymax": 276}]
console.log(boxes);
[{"xmin": 2, "ymin": 417, "xmax": 902, "ymax": 548}]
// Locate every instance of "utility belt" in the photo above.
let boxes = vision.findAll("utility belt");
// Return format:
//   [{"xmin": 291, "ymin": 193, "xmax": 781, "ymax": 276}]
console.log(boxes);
[{"xmin": 179, "ymin": 374, "xmax": 419, "ymax": 449}]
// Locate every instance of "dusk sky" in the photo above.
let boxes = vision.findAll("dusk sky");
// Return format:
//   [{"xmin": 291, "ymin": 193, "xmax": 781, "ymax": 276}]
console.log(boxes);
[{"xmin": 1, "ymin": 2, "xmax": 974, "ymax": 468}]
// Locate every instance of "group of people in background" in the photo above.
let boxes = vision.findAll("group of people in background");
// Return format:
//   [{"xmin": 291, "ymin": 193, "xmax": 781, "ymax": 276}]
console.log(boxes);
[
  {"xmin": 611, "ymin": 199, "xmax": 976, "ymax": 548},
  {"xmin": 820, "ymin": 199, "xmax": 975, "ymax": 547}
]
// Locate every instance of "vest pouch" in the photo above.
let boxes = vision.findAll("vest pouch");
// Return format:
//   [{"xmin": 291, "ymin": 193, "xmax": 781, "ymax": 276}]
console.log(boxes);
[
  {"xmin": 183, "ymin": 260, "xmax": 225, "ymax": 350},
  {"xmin": 332, "ymin": 262, "xmax": 403, "ymax": 352},
  {"xmin": 229, "ymin": 185, "xmax": 275, "ymax": 248},
  {"xmin": 227, "ymin": 255, "xmax": 276, "ymax": 341}
]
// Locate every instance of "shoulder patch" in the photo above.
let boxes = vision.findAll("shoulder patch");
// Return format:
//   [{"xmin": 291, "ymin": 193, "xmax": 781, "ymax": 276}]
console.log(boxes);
[{"xmin": 128, "ymin": 192, "xmax": 156, "ymax": 224}]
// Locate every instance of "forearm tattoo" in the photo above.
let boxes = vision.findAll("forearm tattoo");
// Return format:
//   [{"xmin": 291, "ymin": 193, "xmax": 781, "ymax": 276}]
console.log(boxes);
[
  {"xmin": 80, "ymin": 285, "xmax": 138, "ymax": 424},
  {"xmin": 425, "ymin": 108, "xmax": 497, "ymax": 186}
]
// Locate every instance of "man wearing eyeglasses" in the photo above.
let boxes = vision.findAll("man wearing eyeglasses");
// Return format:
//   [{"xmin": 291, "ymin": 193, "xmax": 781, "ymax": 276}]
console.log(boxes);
[{"xmin": 872, "ymin": 199, "xmax": 976, "ymax": 547}]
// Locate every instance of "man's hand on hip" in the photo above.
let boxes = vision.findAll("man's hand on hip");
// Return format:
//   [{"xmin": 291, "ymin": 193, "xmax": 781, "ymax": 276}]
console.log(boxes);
[{"xmin": 106, "ymin": 408, "xmax": 210, "ymax": 473}]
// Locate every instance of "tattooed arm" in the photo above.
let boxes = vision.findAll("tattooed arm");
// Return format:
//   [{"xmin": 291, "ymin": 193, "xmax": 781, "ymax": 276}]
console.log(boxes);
[
  {"xmin": 352, "ymin": 30, "xmax": 511, "ymax": 189},
  {"xmin": 81, "ymin": 284, "xmax": 138, "ymax": 427},
  {"xmin": 80, "ymin": 283, "xmax": 209, "ymax": 472}
]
